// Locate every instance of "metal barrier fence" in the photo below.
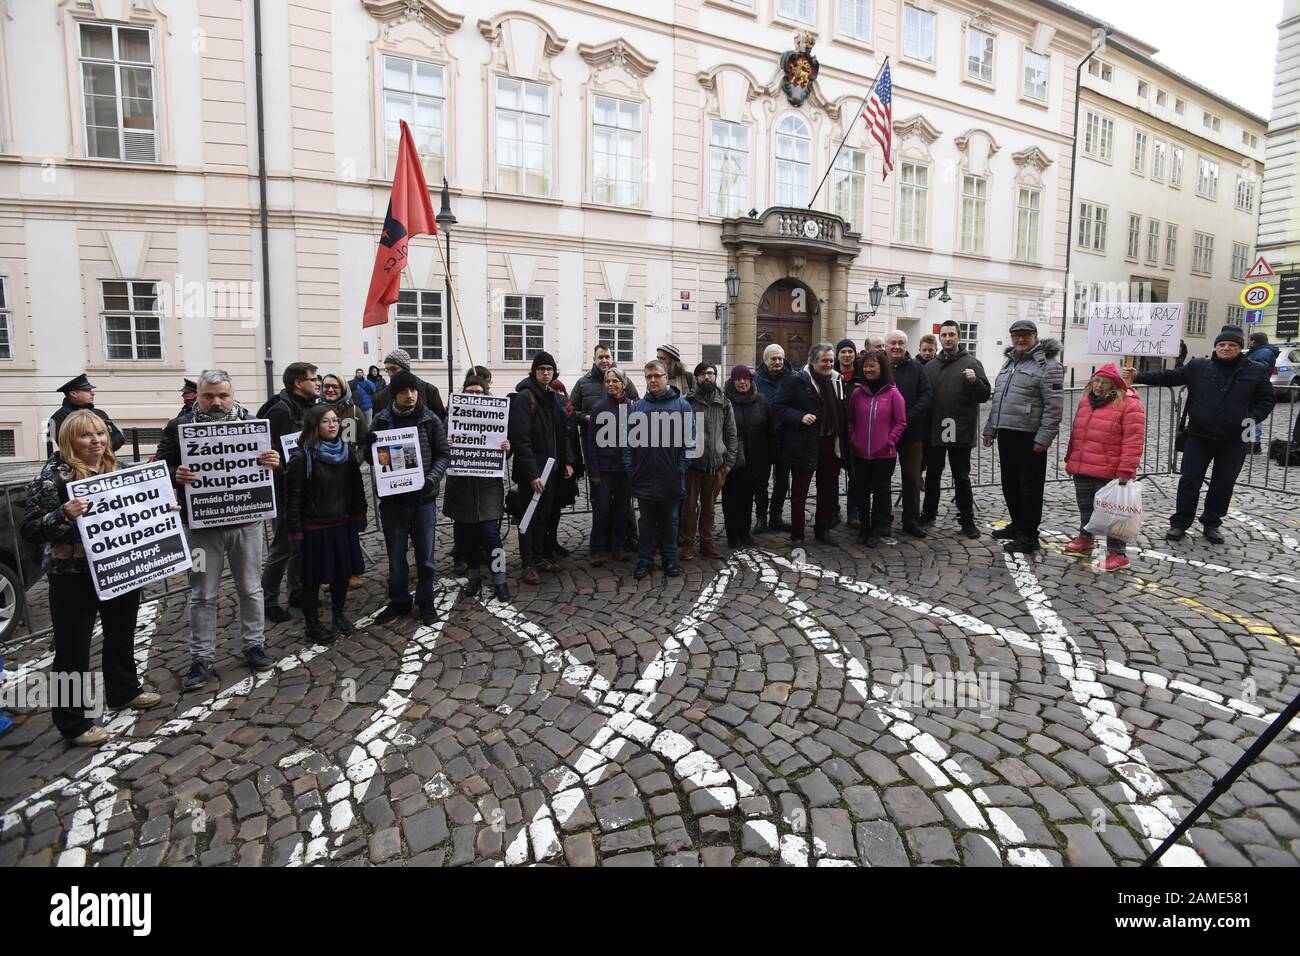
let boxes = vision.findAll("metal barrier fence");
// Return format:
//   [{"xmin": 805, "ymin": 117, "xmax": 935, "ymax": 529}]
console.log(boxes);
[{"xmin": 3, "ymin": 387, "xmax": 1297, "ymax": 646}]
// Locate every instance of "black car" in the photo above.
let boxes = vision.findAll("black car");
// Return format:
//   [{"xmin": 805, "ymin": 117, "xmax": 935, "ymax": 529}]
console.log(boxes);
[{"xmin": 0, "ymin": 480, "xmax": 45, "ymax": 643}]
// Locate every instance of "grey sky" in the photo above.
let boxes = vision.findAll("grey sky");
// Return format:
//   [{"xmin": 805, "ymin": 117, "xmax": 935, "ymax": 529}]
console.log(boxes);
[{"xmin": 1065, "ymin": 0, "xmax": 1281, "ymax": 118}]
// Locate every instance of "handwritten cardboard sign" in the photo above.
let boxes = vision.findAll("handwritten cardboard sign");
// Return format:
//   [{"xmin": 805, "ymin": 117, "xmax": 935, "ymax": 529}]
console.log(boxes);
[{"xmin": 1086, "ymin": 302, "xmax": 1184, "ymax": 358}]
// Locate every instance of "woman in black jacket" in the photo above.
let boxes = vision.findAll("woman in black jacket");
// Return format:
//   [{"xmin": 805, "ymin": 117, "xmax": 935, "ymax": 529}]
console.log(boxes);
[
  {"xmin": 287, "ymin": 404, "xmax": 367, "ymax": 642},
  {"xmin": 20, "ymin": 410, "xmax": 163, "ymax": 746},
  {"xmin": 722, "ymin": 365, "xmax": 773, "ymax": 547}
]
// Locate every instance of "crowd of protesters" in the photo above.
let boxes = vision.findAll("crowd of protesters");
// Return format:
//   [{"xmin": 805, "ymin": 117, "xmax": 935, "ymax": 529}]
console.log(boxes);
[{"xmin": 21, "ymin": 323, "xmax": 1281, "ymax": 746}]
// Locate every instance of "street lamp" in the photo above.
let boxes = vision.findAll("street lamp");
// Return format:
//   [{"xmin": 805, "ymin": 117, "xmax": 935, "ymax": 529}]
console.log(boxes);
[
  {"xmin": 853, "ymin": 279, "xmax": 885, "ymax": 325},
  {"xmin": 721, "ymin": 267, "xmax": 740, "ymax": 367},
  {"xmin": 928, "ymin": 280, "xmax": 951, "ymax": 303},
  {"xmin": 887, "ymin": 276, "xmax": 908, "ymax": 299},
  {"xmin": 436, "ymin": 177, "xmax": 457, "ymax": 399}
]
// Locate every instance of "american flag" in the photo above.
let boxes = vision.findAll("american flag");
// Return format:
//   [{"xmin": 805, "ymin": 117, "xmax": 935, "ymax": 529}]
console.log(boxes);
[{"xmin": 864, "ymin": 62, "xmax": 893, "ymax": 180}]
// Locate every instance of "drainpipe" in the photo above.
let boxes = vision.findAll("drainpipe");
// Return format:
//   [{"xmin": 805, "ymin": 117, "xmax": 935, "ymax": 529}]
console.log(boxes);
[
  {"xmin": 1061, "ymin": 27, "xmax": 1110, "ymax": 358},
  {"xmin": 254, "ymin": 0, "xmax": 275, "ymax": 402}
]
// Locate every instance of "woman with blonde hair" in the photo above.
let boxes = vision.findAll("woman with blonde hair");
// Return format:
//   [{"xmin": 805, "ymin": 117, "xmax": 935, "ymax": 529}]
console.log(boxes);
[
  {"xmin": 20, "ymin": 410, "xmax": 162, "ymax": 746},
  {"xmin": 1063, "ymin": 364, "xmax": 1146, "ymax": 571}
]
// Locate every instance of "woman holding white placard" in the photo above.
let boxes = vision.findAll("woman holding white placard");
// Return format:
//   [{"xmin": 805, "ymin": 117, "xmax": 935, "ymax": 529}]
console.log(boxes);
[{"xmin": 20, "ymin": 410, "xmax": 163, "ymax": 746}]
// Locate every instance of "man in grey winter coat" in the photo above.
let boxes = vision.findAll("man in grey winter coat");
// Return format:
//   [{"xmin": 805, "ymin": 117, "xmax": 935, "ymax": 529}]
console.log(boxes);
[
  {"xmin": 981, "ymin": 319, "xmax": 1064, "ymax": 553},
  {"xmin": 921, "ymin": 320, "xmax": 991, "ymax": 538},
  {"xmin": 681, "ymin": 363, "xmax": 738, "ymax": 560}
]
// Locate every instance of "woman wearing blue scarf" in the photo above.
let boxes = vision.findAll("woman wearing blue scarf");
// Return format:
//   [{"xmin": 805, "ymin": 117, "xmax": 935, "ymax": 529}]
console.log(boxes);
[{"xmin": 286, "ymin": 404, "xmax": 367, "ymax": 643}]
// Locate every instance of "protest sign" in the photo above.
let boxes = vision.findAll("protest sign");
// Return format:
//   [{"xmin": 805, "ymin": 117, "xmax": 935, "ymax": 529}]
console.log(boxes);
[
  {"xmin": 280, "ymin": 433, "xmax": 300, "ymax": 461},
  {"xmin": 69, "ymin": 462, "xmax": 192, "ymax": 600},
  {"xmin": 1086, "ymin": 302, "xmax": 1184, "ymax": 358},
  {"xmin": 179, "ymin": 418, "xmax": 277, "ymax": 528},
  {"xmin": 447, "ymin": 393, "xmax": 509, "ymax": 478},
  {"xmin": 372, "ymin": 426, "xmax": 425, "ymax": 497}
]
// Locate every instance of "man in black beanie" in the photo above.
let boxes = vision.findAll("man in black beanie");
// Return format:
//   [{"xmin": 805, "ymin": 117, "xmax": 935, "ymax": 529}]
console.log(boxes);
[
  {"xmin": 508, "ymin": 351, "xmax": 572, "ymax": 584},
  {"xmin": 1127, "ymin": 324, "xmax": 1273, "ymax": 543}
]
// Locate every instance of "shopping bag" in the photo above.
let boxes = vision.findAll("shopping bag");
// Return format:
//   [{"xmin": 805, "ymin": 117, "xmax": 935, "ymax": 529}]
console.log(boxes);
[{"xmin": 1085, "ymin": 479, "xmax": 1144, "ymax": 542}]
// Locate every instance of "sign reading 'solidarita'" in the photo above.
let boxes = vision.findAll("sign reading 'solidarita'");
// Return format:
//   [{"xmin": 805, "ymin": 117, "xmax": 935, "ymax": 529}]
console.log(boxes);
[
  {"xmin": 69, "ymin": 461, "xmax": 192, "ymax": 601},
  {"xmin": 178, "ymin": 419, "xmax": 277, "ymax": 528}
]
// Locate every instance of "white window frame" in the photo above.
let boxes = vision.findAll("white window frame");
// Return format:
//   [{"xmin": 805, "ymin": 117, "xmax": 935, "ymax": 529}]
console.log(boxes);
[
  {"xmin": 777, "ymin": 0, "xmax": 815, "ymax": 25},
  {"xmin": 1022, "ymin": 49, "xmax": 1048, "ymax": 102},
  {"xmin": 1231, "ymin": 241, "xmax": 1249, "ymax": 280},
  {"xmin": 1203, "ymin": 111, "xmax": 1221, "ymax": 132},
  {"xmin": 100, "ymin": 279, "xmax": 162, "ymax": 361},
  {"xmin": 1126, "ymin": 213, "xmax": 1141, "ymax": 260},
  {"xmin": 1151, "ymin": 138, "xmax": 1167, "ymax": 181},
  {"xmin": 382, "ymin": 54, "xmax": 446, "ymax": 182},
  {"xmin": 965, "ymin": 26, "xmax": 995, "ymax": 85},
  {"xmin": 1132, "ymin": 129, "xmax": 1147, "ymax": 175},
  {"xmin": 1087, "ymin": 59, "xmax": 1113, "ymax": 82},
  {"xmin": 837, "ymin": 0, "xmax": 871, "ymax": 41},
  {"xmin": 897, "ymin": 161, "xmax": 930, "ymax": 246},
  {"xmin": 1187, "ymin": 298, "xmax": 1208, "ymax": 337},
  {"xmin": 495, "ymin": 76, "xmax": 551, "ymax": 197},
  {"xmin": 0, "ymin": 276, "xmax": 10, "ymax": 361},
  {"xmin": 1014, "ymin": 186, "xmax": 1040, "ymax": 262},
  {"xmin": 1165, "ymin": 223, "xmax": 1178, "ymax": 267},
  {"xmin": 502, "ymin": 293, "xmax": 546, "ymax": 363},
  {"xmin": 902, "ymin": 5, "xmax": 935, "ymax": 64},
  {"xmin": 395, "ymin": 289, "xmax": 444, "ymax": 361},
  {"xmin": 1196, "ymin": 156, "xmax": 1219, "ymax": 200},
  {"xmin": 1170, "ymin": 145, "xmax": 1184, "ymax": 187},
  {"xmin": 1156, "ymin": 89, "xmax": 1168, "ymax": 107},
  {"xmin": 1235, "ymin": 175, "xmax": 1254, "ymax": 211},
  {"xmin": 959, "ymin": 173, "xmax": 987, "ymax": 254},
  {"xmin": 1226, "ymin": 305, "xmax": 1245, "ymax": 326},
  {"xmin": 832, "ymin": 147, "xmax": 867, "ymax": 231},
  {"xmin": 1077, "ymin": 200, "xmax": 1107, "ymax": 252},
  {"xmin": 596, "ymin": 300, "xmax": 636, "ymax": 365},
  {"xmin": 957, "ymin": 321, "xmax": 979, "ymax": 349},
  {"xmin": 1136, "ymin": 80, "xmax": 1149, "ymax": 100},
  {"xmin": 773, "ymin": 113, "xmax": 812, "ymax": 207},
  {"xmin": 1146, "ymin": 219, "xmax": 1160, "ymax": 265},
  {"xmin": 708, "ymin": 119, "xmax": 750, "ymax": 218},
  {"xmin": 1174, "ymin": 97, "xmax": 1186, "ymax": 115},
  {"xmin": 1192, "ymin": 232, "xmax": 1214, "ymax": 275},
  {"xmin": 591, "ymin": 93, "xmax": 643, "ymax": 208},
  {"xmin": 1071, "ymin": 281, "xmax": 1094, "ymax": 327},
  {"xmin": 78, "ymin": 21, "xmax": 157, "ymax": 163},
  {"xmin": 1083, "ymin": 111, "xmax": 1114, "ymax": 161}
]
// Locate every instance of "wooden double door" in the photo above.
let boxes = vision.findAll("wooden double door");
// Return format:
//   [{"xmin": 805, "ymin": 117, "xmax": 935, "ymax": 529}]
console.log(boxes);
[{"xmin": 755, "ymin": 280, "xmax": 815, "ymax": 370}]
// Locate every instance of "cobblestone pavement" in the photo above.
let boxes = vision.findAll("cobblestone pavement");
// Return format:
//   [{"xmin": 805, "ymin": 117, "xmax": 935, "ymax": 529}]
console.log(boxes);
[{"xmin": 1, "ymin": 475, "xmax": 1298, "ymax": 868}]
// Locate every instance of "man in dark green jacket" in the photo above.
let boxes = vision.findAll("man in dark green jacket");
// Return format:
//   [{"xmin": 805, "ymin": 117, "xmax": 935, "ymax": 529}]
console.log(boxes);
[{"xmin": 921, "ymin": 320, "xmax": 991, "ymax": 538}]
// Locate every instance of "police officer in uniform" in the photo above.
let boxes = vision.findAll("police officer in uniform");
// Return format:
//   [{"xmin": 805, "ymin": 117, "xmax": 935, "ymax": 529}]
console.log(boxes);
[{"xmin": 48, "ymin": 373, "xmax": 125, "ymax": 454}]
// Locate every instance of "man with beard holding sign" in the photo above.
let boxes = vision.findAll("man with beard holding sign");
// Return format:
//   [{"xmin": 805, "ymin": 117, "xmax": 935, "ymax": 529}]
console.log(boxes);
[{"xmin": 158, "ymin": 369, "xmax": 280, "ymax": 689}]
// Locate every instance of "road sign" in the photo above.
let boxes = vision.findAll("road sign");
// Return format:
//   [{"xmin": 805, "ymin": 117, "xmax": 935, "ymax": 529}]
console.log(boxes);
[
  {"xmin": 1241, "ymin": 282, "xmax": 1275, "ymax": 309},
  {"xmin": 1278, "ymin": 273, "xmax": 1300, "ymax": 339},
  {"xmin": 1244, "ymin": 256, "xmax": 1274, "ymax": 280},
  {"xmin": 1245, "ymin": 309, "xmax": 1264, "ymax": 324}
]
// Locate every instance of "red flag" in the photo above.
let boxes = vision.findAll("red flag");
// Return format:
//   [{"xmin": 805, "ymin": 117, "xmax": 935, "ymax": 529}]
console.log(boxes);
[{"xmin": 363, "ymin": 120, "xmax": 437, "ymax": 328}]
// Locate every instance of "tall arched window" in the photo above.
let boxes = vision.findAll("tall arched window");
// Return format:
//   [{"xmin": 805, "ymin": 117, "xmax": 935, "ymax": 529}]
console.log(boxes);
[{"xmin": 774, "ymin": 114, "xmax": 811, "ymax": 207}]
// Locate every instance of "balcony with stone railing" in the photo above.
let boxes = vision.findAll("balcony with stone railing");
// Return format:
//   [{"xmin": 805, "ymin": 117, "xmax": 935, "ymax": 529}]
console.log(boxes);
[{"xmin": 720, "ymin": 206, "xmax": 862, "ymax": 259}]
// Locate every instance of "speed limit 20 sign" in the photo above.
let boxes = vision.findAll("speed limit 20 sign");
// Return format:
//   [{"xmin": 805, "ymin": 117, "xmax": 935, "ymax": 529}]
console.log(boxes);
[{"xmin": 1241, "ymin": 282, "xmax": 1275, "ymax": 309}]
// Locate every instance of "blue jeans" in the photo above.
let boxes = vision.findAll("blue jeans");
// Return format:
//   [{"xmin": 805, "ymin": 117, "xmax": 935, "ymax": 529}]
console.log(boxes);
[
  {"xmin": 637, "ymin": 497, "xmax": 679, "ymax": 566},
  {"xmin": 591, "ymin": 472, "xmax": 632, "ymax": 553},
  {"xmin": 380, "ymin": 497, "xmax": 438, "ymax": 610},
  {"xmin": 454, "ymin": 519, "xmax": 506, "ymax": 584}
]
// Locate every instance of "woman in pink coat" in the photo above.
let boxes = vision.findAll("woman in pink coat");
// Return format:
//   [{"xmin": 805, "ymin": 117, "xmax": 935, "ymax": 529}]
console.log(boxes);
[
  {"xmin": 846, "ymin": 351, "xmax": 907, "ymax": 547},
  {"xmin": 1063, "ymin": 363, "xmax": 1146, "ymax": 571}
]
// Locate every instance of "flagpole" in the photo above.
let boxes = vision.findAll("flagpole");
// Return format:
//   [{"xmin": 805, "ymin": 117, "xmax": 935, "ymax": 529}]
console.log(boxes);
[
  {"xmin": 433, "ymin": 226, "xmax": 477, "ymax": 370},
  {"xmin": 808, "ymin": 55, "xmax": 889, "ymax": 210}
]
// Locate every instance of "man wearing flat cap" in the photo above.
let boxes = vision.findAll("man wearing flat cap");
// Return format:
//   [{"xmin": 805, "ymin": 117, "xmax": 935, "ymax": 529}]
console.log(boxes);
[
  {"xmin": 981, "ymin": 320, "xmax": 1063, "ymax": 554},
  {"xmin": 48, "ymin": 373, "xmax": 125, "ymax": 453}
]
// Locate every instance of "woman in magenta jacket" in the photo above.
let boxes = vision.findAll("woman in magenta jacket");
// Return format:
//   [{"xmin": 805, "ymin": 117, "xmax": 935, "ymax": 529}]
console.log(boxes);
[
  {"xmin": 846, "ymin": 351, "xmax": 907, "ymax": 547},
  {"xmin": 1063, "ymin": 363, "xmax": 1146, "ymax": 571}
]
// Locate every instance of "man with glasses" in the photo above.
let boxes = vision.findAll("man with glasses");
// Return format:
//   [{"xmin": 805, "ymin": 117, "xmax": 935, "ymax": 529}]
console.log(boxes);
[
  {"xmin": 260, "ymin": 361, "xmax": 319, "ymax": 621},
  {"xmin": 508, "ymin": 351, "xmax": 572, "ymax": 585},
  {"xmin": 373, "ymin": 348, "xmax": 447, "ymax": 422}
]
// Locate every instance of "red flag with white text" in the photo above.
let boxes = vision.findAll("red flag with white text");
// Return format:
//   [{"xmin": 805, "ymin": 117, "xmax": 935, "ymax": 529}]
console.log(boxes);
[{"xmin": 362, "ymin": 120, "xmax": 436, "ymax": 328}]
